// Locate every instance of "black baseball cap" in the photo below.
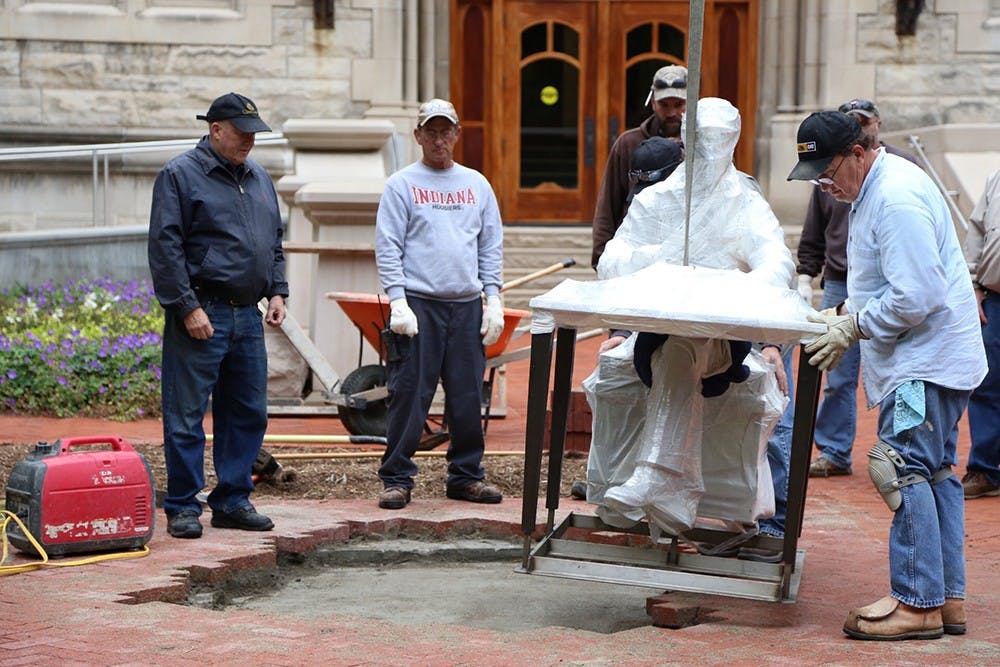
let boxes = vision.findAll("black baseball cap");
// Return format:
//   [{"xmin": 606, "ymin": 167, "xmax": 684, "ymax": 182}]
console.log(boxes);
[
  {"xmin": 628, "ymin": 137, "xmax": 683, "ymax": 195},
  {"xmin": 196, "ymin": 92, "xmax": 271, "ymax": 133},
  {"xmin": 787, "ymin": 111, "xmax": 861, "ymax": 181}
]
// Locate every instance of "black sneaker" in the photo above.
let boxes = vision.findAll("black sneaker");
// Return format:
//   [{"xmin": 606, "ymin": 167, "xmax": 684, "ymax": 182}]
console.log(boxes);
[
  {"xmin": 210, "ymin": 505, "xmax": 274, "ymax": 531},
  {"xmin": 167, "ymin": 510, "xmax": 203, "ymax": 539}
]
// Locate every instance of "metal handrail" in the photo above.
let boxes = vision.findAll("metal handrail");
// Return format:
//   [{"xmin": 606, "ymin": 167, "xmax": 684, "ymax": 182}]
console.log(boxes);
[
  {"xmin": 907, "ymin": 134, "xmax": 968, "ymax": 232},
  {"xmin": 0, "ymin": 133, "xmax": 288, "ymax": 226}
]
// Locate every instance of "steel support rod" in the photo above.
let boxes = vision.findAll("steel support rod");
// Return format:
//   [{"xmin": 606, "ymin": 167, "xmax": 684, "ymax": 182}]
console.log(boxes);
[
  {"xmin": 544, "ymin": 327, "xmax": 577, "ymax": 532},
  {"xmin": 520, "ymin": 329, "xmax": 554, "ymax": 568}
]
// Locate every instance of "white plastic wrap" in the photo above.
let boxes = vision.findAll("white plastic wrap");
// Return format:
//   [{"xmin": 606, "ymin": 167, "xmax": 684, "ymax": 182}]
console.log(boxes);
[
  {"xmin": 598, "ymin": 98, "xmax": 795, "ymax": 291},
  {"xmin": 583, "ymin": 336, "xmax": 784, "ymax": 533},
  {"xmin": 532, "ymin": 98, "xmax": 821, "ymax": 537},
  {"xmin": 530, "ymin": 262, "xmax": 826, "ymax": 343}
]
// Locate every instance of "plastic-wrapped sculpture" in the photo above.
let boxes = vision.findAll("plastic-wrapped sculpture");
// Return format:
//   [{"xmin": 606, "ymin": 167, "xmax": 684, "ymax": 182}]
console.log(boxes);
[{"xmin": 587, "ymin": 97, "xmax": 796, "ymax": 536}]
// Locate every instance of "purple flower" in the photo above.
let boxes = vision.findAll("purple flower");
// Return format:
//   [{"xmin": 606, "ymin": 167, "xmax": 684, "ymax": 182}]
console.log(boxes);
[{"xmin": 6, "ymin": 370, "xmax": 16, "ymax": 380}]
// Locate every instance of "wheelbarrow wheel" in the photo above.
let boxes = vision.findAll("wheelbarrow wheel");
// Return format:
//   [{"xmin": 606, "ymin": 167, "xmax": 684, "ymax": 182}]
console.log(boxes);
[{"xmin": 338, "ymin": 364, "xmax": 388, "ymax": 437}]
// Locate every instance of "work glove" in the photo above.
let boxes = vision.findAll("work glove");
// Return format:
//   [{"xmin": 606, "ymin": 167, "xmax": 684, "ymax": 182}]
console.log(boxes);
[
  {"xmin": 804, "ymin": 308, "xmax": 867, "ymax": 371},
  {"xmin": 797, "ymin": 274, "xmax": 814, "ymax": 305},
  {"xmin": 481, "ymin": 295, "xmax": 505, "ymax": 347},
  {"xmin": 389, "ymin": 298, "xmax": 418, "ymax": 336}
]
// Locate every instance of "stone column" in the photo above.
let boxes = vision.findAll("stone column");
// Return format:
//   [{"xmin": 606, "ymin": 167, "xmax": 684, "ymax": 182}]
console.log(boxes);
[{"xmin": 276, "ymin": 118, "xmax": 398, "ymax": 399}]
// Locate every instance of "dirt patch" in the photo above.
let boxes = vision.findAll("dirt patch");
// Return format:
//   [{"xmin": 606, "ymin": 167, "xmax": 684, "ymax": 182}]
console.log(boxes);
[{"xmin": 0, "ymin": 441, "xmax": 588, "ymax": 503}]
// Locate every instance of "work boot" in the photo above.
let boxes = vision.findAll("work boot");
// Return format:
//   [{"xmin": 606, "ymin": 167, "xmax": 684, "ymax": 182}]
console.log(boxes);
[
  {"xmin": 210, "ymin": 505, "xmax": 274, "ymax": 531},
  {"xmin": 843, "ymin": 596, "xmax": 943, "ymax": 641},
  {"xmin": 167, "ymin": 510, "xmax": 203, "ymax": 539},
  {"xmin": 961, "ymin": 471, "xmax": 1000, "ymax": 499},
  {"xmin": 378, "ymin": 486, "xmax": 411, "ymax": 510},
  {"xmin": 446, "ymin": 480, "xmax": 503, "ymax": 504},
  {"xmin": 809, "ymin": 457, "xmax": 852, "ymax": 477},
  {"xmin": 942, "ymin": 597, "xmax": 966, "ymax": 635}
]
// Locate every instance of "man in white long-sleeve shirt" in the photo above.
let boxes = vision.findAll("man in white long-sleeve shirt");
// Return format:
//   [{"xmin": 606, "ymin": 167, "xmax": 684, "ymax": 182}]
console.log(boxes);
[
  {"xmin": 789, "ymin": 110, "xmax": 987, "ymax": 640},
  {"xmin": 374, "ymin": 98, "xmax": 506, "ymax": 510}
]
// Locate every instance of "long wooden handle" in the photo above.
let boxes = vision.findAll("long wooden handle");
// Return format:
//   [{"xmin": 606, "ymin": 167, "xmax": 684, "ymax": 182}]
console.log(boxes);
[{"xmin": 500, "ymin": 258, "xmax": 577, "ymax": 293}]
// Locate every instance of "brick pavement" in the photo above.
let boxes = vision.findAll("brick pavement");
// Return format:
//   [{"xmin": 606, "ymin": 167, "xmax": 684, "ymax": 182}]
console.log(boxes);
[{"xmin": 2, "ymin": 339, "xmax": 998, "ymax": 666}]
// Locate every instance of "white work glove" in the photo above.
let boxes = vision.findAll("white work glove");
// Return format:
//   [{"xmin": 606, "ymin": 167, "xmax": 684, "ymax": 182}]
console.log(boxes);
[
  {"xmin": 389, "ymin": 298, "xmax": 418, "ymax": 336},
  {"xmin": 797, "ymin": 274, "xmax": 814, "ymax": 305},
  {"xmin": 481, "ymin": 295, "xmax": 505, "ymax": 347},
  {"xmin": 804, "ymin": 308, "xmax": 867, "ymax": 371}
]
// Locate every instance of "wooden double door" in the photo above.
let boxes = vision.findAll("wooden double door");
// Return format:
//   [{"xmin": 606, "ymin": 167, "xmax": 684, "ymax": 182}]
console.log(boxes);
[{"xmin": 450, "ymin": 0, "xmax": 759, "ymax": 223}]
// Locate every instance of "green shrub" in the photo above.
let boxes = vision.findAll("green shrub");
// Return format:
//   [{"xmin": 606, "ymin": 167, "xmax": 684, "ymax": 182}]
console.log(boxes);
[{"xmin": 0, "ymin": 278, "xmax": 163, "ymax": 420}]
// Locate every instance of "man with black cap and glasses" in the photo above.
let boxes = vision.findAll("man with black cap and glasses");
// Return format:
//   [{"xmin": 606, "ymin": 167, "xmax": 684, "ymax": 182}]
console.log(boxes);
[
  {"xmin": 591, "ymin": 65, "xmax": 687, "ymax": 270},
  {"xmin": 149, "ymin": 92, "xmax": 288, "ymax": 539},
  {"xmin": 795, "ymin": 99, "xmax": 920, "ymax": 480},
  {"xmin": 789, "ymin": 110, "xmax": 986, "ymax": 640},
  {"xmin": 569, "ymin": 135, "xmax": 682, "ymax": 501}
]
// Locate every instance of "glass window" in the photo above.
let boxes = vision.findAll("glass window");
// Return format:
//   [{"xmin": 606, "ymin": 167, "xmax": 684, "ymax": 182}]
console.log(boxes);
[
  {"xmin": 552, "ymin": 22, "xmax": 579, "ymax": 58},
  {"xmin": 521, "ymin": 23, "xmax": 547, "ymax": 58},
  {"xmin": 627, "ymin": 23, "xmax": 652, "ymax": 60},
  {"xmin": 520, "ymin": 58, "xmax": 579, "ymax": 189},
  {"xmin": 657, "ymin": 23, "xmax": 685, "ymax": 58}
]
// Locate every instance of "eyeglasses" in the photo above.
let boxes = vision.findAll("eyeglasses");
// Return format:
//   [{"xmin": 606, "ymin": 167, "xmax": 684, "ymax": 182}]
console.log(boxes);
[
  {"xmin": 628, "ymin": 162, "xmax": 679, "ymax": 183},
  {"xmin": 653, "ymin": 75, "xmax": 687, "ymax": 90},
  {"xmin": 810, "ymin": 154, "xmax": 847, "ymax": 186},
  {"xmin": 838, "ymin": 99, "xmax": 878, "ymax": 116},
  {"xmin": 420, "ymin": 127, "xmax": 457, "ymax": 141}
]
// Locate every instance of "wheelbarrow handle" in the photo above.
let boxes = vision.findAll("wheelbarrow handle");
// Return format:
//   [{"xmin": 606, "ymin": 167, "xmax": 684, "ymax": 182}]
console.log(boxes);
[{"xmin": 500, "ymin": 258, "xmax": 576, "ymax": 293}]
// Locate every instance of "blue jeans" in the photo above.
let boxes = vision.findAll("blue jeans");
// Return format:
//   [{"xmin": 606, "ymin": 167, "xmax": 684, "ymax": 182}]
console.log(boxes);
[
  {"xmin": 759, "ymin": 347, "xmax": 794, "ymax": 537},
  {"xmin": 967, "ymin": 290, "xmax": 1000, "ymax": 486},
  {"xmin": 879, "ymin": 383, "xmax": 970, "ymax": 607},
  {"xmin": 814, "ymin": 279, "xmax": 860, "ymax": 469},
  {"xmin": 161, "ymin": 301, "xmax": 268, "ymax": 516},
  {"xmin": 380, "ymin": 296, "xmax": 487, "ymax": 491}
]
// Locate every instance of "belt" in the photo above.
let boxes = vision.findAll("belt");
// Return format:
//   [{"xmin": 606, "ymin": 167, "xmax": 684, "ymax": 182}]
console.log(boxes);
[{"xmin": 194, "ymin": 286, "xmax": 258, "ymax": 307}]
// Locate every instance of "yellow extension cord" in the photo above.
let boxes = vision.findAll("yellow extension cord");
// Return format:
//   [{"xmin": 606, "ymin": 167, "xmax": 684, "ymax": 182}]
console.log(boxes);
[{"xmin": 0, "ymin": 509, "xmax": 150, "ymax": 576}]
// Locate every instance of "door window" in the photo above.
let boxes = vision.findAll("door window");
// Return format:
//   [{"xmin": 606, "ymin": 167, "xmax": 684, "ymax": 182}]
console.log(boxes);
[{"xmin": 519, "ymin": 22, "xmax": 581, "ymax": 189}]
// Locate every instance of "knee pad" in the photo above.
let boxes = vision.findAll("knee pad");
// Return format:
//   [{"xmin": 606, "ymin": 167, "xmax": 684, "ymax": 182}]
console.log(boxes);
[{"xmin": 867, "ymin": 441, "xmax": 928, "ymax": 511}]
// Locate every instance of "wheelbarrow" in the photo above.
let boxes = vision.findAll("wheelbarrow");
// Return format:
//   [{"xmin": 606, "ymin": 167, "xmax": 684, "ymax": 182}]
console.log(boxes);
[{"xmin": 323, "ymin": 259, "xmax": 576, "ymax": 448}]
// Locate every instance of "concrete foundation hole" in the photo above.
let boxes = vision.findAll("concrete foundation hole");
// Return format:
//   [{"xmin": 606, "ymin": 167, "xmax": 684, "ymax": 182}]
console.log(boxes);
[{"xmin": 180, "ymin": 537, "xmax": 663, "ymax": 634}]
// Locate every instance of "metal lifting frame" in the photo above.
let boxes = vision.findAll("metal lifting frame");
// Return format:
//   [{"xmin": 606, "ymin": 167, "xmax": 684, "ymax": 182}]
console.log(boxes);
[{"xmin": 517, "ymin": 327, "xmax": 823, "ymax": 603}]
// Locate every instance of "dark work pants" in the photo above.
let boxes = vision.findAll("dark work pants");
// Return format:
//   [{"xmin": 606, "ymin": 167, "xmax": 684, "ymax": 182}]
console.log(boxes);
[{"xmin": 379, "ymin": 295, "xmax": 486, "ymax": 491}]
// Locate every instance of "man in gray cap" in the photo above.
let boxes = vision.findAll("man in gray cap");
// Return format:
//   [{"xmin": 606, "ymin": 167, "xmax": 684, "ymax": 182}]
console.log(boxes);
[
  {"xmin": 790, "ymin": 110, "xmax": 986, "ymax": 640},
  {"xmin": 148, "ymin": 92, "xmax": 287, "ymax": 539},
  {"xmin": 374, "ymin": 98, "xmax": 506, "ymax": 510},
  {"xmin": 591, "ymin": 65, "xmax": 687, "ymax": 269}
]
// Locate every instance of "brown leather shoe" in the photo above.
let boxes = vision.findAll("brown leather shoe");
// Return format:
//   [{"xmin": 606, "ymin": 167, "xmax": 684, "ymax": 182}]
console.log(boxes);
[
  {"xmin": 962, "ymin": 471, "xmax": 1000, "ymax": 499},
  {"xmin": 942, "ymin": 597, "xmax": 966, "ymax": 635},
  {"xmin": 809, "ymin": 456, "xmax": 852, "ymax": 477},
  {"xmin": 378, "ymin": 486, "xmax": 411, "ymax": 510},
  {"xmin": 446, "ymin": 480, "xmax": 503, "ymax": 504},
  {"xmin": 843, "ymin": 596, "xmax": 943, "ymax": 641}
]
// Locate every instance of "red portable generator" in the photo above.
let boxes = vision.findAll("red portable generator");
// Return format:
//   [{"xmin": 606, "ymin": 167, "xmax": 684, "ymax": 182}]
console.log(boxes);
[{"xmin": 4, "ymin": 435, "xmax": 155, "ymax": 556}]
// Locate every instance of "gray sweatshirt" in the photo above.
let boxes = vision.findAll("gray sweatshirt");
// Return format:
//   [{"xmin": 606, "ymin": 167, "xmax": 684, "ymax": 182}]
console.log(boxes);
[{"xmin": 375, "ymin": 160, "xmax": 503, "ymax": 302}]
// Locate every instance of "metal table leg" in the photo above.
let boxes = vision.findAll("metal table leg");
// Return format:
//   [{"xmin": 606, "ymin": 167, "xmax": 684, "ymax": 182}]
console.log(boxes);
[
  {"xmin": 520, "ymin": 330, "xmax": 554, "ymax": 568},
  {"xmin": 543, "ymin": 327, "xmax": 578, "ymax": 531},
  {"xmin": 780, "ymin": 345, "xmax": 823, "ymax": 596}
]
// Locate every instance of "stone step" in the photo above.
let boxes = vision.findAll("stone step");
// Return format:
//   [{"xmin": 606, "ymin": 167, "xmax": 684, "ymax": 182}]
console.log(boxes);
[{"xmin": 501, "ymin": 224, "xmax": 594, "ymax": 309}]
